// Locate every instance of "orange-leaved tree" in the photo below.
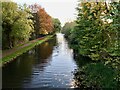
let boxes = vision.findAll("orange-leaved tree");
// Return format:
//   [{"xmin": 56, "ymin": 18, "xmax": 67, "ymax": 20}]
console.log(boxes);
[{"xmin": 30, "ymin": 4, "xmax": 54, "ymax": 36}]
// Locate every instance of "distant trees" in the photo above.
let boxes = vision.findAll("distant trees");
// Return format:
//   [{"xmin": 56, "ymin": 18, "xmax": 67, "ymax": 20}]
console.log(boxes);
[
  {"xmin": 2, "ymin": 2, "xmax": 34, "ymax": 49},
  {"xmin": 29, "ymin": 4, "xmax": 61, "ymax": 38},
  {"xmin": 30, "ymin": 4, "xmax": 62, "ymax": 36},
  {"xmin": 52, "ymin": 18, "xmax": 61, "ymax": 33},
  {"xmin": 30, "ymin": 4, "xmax": 54, "ymax": 37},
  {"xmin": 2, "ymin": 2, "xmax": 61, "ymax": 49},
  {"xmin": 62, "ymin": 21, "xmax": 76, "ymax": 38},
  {"xmin": 37, "ymin": 7, "xmax": 53, "ymax": 35}
]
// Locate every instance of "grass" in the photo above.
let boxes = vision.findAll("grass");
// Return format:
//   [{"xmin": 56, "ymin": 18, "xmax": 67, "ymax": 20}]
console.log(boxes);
[{"xmin": 1, "ymin": 35, "xmax": 54, "ymax": 67}]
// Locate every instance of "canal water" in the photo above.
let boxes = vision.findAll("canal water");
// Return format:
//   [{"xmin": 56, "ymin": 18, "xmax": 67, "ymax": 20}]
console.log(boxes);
[{"xmin": 3, "ymin": 33, "xmax": 78, "ymax": 88}]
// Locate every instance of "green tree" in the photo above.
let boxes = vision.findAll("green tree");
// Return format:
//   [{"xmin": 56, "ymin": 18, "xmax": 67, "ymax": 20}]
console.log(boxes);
[
  {"xmin": 2, "ymin": 2, "xmax": 34, "ymax": 49},
  {"xmin": 30, "ymin": 4, "xmax": 54, "ymax": 36},
  {"xmin": 103, "ymin": 1, "xmax": 120, "ymax": 68},
  {"xmin": 62, "ymin": 21, "xmax": 76, "ymax": 38},
  {"xmin": 69, "ymin": 1, "xmax": 120, "ymax": 88},
  {"xmin": 74, "ymin": 63, "xmax": 119, "ymax": 88},
  {"xmin": 52, "ymin": 18, "xmax": 61, "ymax": 33}
]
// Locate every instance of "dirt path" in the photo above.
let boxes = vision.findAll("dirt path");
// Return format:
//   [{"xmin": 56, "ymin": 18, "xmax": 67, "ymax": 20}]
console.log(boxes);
[{"xmin": 2, "ymin": 37, "xmax": 44, "ymax": 59}]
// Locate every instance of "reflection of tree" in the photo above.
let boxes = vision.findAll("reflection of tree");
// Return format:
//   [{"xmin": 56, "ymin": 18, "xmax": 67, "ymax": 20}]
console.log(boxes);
[
  {"xmin": 35, "ymin": 38, "xmax": 55, "ymax": 64},
  {"xmin": 73, "ymin": 50, "xmax": 92, "ymax": 68},
  {"xmin": 38, "ymin": 42, "xmax": 52, "ymax": 59},
  {"xmin": 2, "ymin": 51, "xmax": 35, "ymax": 88},
  {"xmin": 2, "ymin": 37, "xmax": 57, "ymax": 88}
]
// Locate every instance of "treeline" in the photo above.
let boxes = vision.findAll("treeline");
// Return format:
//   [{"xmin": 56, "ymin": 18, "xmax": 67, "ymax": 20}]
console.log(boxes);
[
  {"xmin": 2, "ymin": 2, "xmax": 61, "ymax": 49},
  {"xmin": 62, "ymin": 21, "xmax": 76, "ymax": 39},
  {"xmin": 62, "ymin": 1, "xmax": 120, "ymax": 69},
  {"xmin": 62, "ymin": 1, "xmax": 120, "ymax": 88}
]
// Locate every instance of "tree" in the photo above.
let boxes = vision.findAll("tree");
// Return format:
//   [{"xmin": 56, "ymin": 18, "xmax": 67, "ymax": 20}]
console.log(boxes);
[
  {"xmin": 37, "ymin": 7, "xmax": 53, "ymax": 35},
  {"xmin": 62, "ymin": 21, "xmax": 76, "ymax": 38},
  {"xmin": 2, "ymin": 2, "xmax": 34, "ymax": 49},
  {"xmin": 66, "ymin": 1, "xmax": 120, "ymax": 88},
  {"xmin": 29, "ymin": 4, "xmax": 54, "ymax": 36},
  {"xmin": 104, "ymin": 1, "xmax": 120, "ymax": 68},
  {"xmin": 29, "ymin": 4, "xmax": 41, "ymax": 39},
  {"xmin": 52, "ymin": 18, "xmax": 61, "ymax": 33}
]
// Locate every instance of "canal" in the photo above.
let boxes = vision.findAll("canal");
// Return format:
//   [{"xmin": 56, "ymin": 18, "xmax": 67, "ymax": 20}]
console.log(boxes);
[{"xmin": 3, "ymin": 33, "xmax": 78, "ymax": 88}]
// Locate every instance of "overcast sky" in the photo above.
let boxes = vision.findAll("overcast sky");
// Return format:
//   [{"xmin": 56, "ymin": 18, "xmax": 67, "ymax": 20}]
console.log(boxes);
[{"xmin": 13, "ymin": 0, "xmax": 78, "ymax": 26}]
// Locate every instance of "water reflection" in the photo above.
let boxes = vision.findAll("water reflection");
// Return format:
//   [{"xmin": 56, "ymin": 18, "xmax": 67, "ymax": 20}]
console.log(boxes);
[
  {"xmin": 2, "ymin": 52, "xmax": 35, "ymax": 88},
  {"xmin": 3, "ymin": 33, "xmax": 77, "ymax": 88},
  {"xmin": 73, "ymin": 50, "xmax": 92, "ymax": 68},
  {"xmin": 35, "ymin": 42, "xmax": 54, "ymax": 60},
  {"xmin": 3, "ymin": 37, "xmax": 56, "ymax": 88}
]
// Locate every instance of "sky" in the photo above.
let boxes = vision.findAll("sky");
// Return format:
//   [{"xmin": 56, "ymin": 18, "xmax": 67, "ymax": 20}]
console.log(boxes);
[{"xmin": 12, "ymin": 0, "xmax": 78, "ymax": 26}]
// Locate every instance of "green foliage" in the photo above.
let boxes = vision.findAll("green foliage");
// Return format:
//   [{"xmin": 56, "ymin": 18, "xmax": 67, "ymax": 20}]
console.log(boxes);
[
  {"xmin": 52, "ymin": 18, "xmax": 61, "ymax": 33},
  {"xmin": 74, "ymin": 2, "xmax": 106, "ymax": 59},
  {"xmin": 74, "ymin": 63, "xmax": 119, "ymax": 88},
  {"xmin": 62, "ymin": 22, "xmax": 76, "ymax": 38},
  {"xmin": 105, "ymin": 2, "xmax": 120, "ymax": 57},
  {"xmin": 64, "ymin": 2, "xmax": 120, "ymax": 67},
  {"xmin": 63, "ymin": 2, "xmax": 120, "ymax": 88},
  {"xmin": 2, "ymin": 2, "xmax": 34, "ymax": 49}
]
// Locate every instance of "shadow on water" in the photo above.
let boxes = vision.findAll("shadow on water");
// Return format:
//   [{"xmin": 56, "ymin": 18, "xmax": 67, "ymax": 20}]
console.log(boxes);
[
  {"xmin": 2, "ymin": 37, "xmax": 57, "ymax": 88},
  {"xmin": 34, "ymin": 37, "xmax": 56, "ymax": 64},
  {"xmin": 2, "ymin": 34, "xmax": 78, "ymax": 88},
  {"xmin": 73, "ymin": 50, "xmax": 92, "ymax": 68}
]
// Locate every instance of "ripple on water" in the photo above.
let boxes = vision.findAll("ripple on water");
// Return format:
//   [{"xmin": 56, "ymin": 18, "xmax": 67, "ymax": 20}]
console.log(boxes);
[{"xmin": 3, "ymin": 33, "xmax": 77, "ymax": 88}]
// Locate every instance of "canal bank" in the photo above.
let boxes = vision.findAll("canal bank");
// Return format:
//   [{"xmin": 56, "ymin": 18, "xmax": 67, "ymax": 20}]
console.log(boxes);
[{"xmin": 1, "ymin": 35, "xmax": 54, "ymax": 67}]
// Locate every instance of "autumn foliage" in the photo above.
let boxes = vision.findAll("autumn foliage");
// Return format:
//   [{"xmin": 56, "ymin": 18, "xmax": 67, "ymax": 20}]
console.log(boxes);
[
  {"xmin": 30, "ymin": 4, "xmax": 53, "ymax": 35},
  {"xmin": 38, "ymin": 8, "xmax": 53, "ymax": 34},
  {"xmin": 2, "ymin": 2, "xmax": 61, "ymax": 49}
]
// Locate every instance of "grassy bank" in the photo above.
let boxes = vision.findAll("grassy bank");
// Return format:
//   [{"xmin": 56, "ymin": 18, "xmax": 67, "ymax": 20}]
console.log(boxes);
[{"xmin": 1, "ymin": 35, "xmax": 54, "ymax": 67}]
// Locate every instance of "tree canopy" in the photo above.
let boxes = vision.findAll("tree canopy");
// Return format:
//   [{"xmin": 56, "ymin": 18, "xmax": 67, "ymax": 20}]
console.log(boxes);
[
  {"xmin": 30, "ymin": 4, "xmax": 54, "ymax": 35},
  {"xmin": 64, "ymin": 2, "xmax": 120, "ymax": 66},
  {"xmin": 63, "ymin": 1, "xmax": 120, "ymax": 88},
  {"xmin": 2, "ymin": 2, "xmax": 61, "ymax": 49},
  {"xmin": 52, "ymin": 18, "xmax": 61, "ymax": 33},
  {"xmin": 2, "ymin": 2, "xmax": 34, "ymax": 49}
]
